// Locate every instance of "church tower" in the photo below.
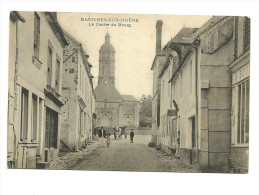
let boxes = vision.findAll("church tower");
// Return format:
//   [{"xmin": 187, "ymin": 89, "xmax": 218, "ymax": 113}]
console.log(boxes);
[{"xmin": 98, "ymin": 33, "xmax": 116, "ymax": 85}]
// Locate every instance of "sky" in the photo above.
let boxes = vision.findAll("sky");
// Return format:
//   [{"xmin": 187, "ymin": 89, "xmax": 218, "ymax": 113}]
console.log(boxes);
[{"xmin": 58, "ymin": 12, "xmax": 211, "ymax": 100}]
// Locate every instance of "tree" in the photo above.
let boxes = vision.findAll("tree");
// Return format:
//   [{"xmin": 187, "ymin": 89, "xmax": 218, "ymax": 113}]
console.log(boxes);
[{"xmin": 139, "ymin": 94, "xmax": 152, "ymax": 127}]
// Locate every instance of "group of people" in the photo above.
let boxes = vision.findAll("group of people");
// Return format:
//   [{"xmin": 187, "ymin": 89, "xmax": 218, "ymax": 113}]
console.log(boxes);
[
  {"xmin": 113, "ymin": 127, "xmax": 134, "ymax": 143},
  {"xmin": 93, "ymin": 126, "xmax": 135, "ymax": 147},
  {"xmin": 113, "ymin": 127, "xmax": 123, "ymax": 140}
]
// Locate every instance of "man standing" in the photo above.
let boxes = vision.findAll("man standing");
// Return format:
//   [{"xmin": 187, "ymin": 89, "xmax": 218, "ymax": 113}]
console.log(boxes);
[
  {"xmin": 130, "ymin": 129, "xmax": 134, "ymax": 143},
  {"xmin": 100, "ymin": 126, "xmax": 105, "ymax": 147},
  {"xmin": 113, "ymin": 128, "xmax": 117, "ymax": 140}
]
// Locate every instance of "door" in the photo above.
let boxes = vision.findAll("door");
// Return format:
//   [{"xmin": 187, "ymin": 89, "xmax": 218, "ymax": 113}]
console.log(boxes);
[
  {"xmin": 190, "ymin": 117, "xmax": 195, "ymax": 165},
  {"xmin": 45, "ymin": 108, "xmax": 58, "ymax": 149}
]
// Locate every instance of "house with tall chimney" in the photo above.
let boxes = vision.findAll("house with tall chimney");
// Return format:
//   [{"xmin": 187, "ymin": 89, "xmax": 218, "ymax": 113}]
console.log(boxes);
[
  {"xmin": 7, "ymin": 11, "xmax": 68, "ymax": 169},
  {"xmin": 151, "ymin": 16, "xmax": 249, "ymax": 173}
]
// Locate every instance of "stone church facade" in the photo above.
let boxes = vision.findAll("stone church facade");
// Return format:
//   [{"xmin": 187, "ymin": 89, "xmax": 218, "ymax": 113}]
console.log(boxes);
[{"xmin": 94, "ymin": 33, "xmax": 139, "ymax": 130}]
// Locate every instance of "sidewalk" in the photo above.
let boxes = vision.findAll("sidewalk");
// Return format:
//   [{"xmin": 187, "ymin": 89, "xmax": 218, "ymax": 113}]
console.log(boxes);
[{"xmin": 49, "ymin": 141, "xmax": 101, "ymax": 170}]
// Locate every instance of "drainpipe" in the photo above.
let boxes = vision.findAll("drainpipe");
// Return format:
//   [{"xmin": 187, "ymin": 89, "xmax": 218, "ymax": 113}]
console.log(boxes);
[
  {"xmin": 13, "ymin": 20, "xmax": 19, "ymax": 168},
  {"xmin": 193, "ymin": 37, "xmax": 200, "ymax": 164}
]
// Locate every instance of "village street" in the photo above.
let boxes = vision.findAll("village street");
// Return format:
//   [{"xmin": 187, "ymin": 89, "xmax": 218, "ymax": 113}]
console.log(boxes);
[{"xmin": 67, "ymin": 135, "xmax": 198, "ymax": 173}]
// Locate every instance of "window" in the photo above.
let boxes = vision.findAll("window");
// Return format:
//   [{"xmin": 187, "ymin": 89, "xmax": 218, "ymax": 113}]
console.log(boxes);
[
  {"xmin": 191, "ymin": 117, "xmax": 195, "ymax": 148},
  {"xmin": 168, "ymin": 71, "xmax": 170, "ymax": 97},
  {"xmin": 237, "ymin": 79, "xmax": 249, "ymax": 144},
  {"xmin": 180, "ymin": 73, "xmax": 182, "ymax": 98},
  {"xmin": 33, "ymin": 12, "xmax": 40, "ymax": 59},
  {"xmin": 47, "ymin": 45, "xmax": 53, "ymax": 86},
  {"xmin": 45, "ymin": 108, "xmax": 58, "ymax": 148},
  {"xmin": 20, "ymin": 88, "xmax": 29, "ymax": 141},
  {"xmin": 162, "ymin": 80, "xmax": 164, "ymax": 101},
  {"xmin": 234, "ymin": 17, "xmax": 239, "ymax": 60},
  {"xmin": 31, "ymin": 94, "xmax": 38, "ymax": 141},
  {"xmin": 84, "ymin": 112, "xmax": 87, "ymax": 135},
  {"xmin": 190, "ymin": 61, "xmax": 192, "ymax": 94},
  {"xmin": 243, "ymin": 17, "xmax": 250, "ymax": 53},
  {"xmin": 55, "ymin": 56, "xmax": 60, "ymax": 92},
  {"xmin": 80, "ymin": 109, "xmax": 84, "ymax": 135}
]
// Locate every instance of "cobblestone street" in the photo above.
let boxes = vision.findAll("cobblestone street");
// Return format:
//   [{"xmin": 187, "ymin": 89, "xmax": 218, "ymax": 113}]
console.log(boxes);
[{"xmin": 65, "ymin": 135, "xmax": 198, "ymax": 173}]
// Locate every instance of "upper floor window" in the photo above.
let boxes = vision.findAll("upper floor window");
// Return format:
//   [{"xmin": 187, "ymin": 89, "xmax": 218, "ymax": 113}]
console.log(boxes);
[
  {"xmin": 47, "ymin": 43, "xmax": 53, "ymax": 86},
  {"xmin": 190, "ymin": 61, "xmax": 193, "ymax": 94},
  {"xmin": 55, "ymin": 56, "xmax": 60, "ymax": 92},
  {"xmin": 168, "ymin": 71, "xmax": 170, "ymax": 97},
  {"xmin": 243, "ymin": 17, "xmax": 250, "ymax": 53},
  {"xmin": 33, "ymin": 12, "xmax": 40, "ymax": 59}
]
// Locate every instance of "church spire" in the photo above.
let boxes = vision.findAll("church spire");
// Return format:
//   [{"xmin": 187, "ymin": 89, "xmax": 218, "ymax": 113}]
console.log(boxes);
[{"xmin": 105, "ymin": 33, "xmax": 110, "ymax": 43}]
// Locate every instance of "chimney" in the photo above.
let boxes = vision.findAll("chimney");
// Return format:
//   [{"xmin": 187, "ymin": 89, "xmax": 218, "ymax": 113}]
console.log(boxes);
[{"xmin": 156, "ymin": 20, "xmax": 163, "ymax": 54}]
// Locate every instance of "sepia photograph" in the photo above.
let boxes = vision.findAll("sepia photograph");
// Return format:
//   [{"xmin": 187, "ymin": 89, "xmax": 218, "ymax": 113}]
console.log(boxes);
[
  {"xmin": 7, "ymin": 11, "xmax": 251, "ymax": 173},
  {"xmin": 2, "ymin": 1, "xmax": 259, "ymax": 195}
]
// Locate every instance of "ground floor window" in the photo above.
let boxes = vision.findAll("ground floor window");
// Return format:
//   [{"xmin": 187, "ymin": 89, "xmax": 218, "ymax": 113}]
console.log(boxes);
[
  {"xmin": 20, "ymin": 88, "xmax": 29, "ymax": 141},
  {"xmin": 237, "ymin": 79, "xmax": 249, "ymax": 144},
  {"xmin": 45, "ymin": 107, "xmax": 58, "ymax": 148},
  {"xmin": 20, "ymin": 88, "xmax": 41, "ymax": 142}
]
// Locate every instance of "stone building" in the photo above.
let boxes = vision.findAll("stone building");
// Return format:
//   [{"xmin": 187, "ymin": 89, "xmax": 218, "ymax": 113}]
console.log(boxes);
[
  {"xmin": 152, "ymin": 16, "xmax": 242, "ymax": 172},
  {"xmin": 94, "ymin": 33, "xmax": 139, "ymax": 131},
  {"xmin": 7, "ymin": 11, "xmax": 68, "ymax": 168},
  {"xmin": 151, "ymin": 21, "xmax": 167, "ymax": 145},
  {"xmin": 60, "ymin": 30, "xmax": 96, "ymax": 152},
  {"xmin": 229, "ymin": 16, "xmax": 250, "ymax": 173}
]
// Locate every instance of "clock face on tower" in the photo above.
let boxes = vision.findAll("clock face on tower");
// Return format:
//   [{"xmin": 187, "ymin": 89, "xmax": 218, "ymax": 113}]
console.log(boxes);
[
  {"xmin": 104, "ymin": 80, "xmax": 108, "ymax": 85},
  {"xmin": 105, "ymin": 53, "xmax": 109, "ymax": 57}
]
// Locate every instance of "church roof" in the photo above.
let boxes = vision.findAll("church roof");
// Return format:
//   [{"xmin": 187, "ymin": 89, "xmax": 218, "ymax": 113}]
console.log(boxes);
[
  {"xmin": 121, "ymin": 95, "xmax": 139, "ymax": 102},
  {"xmin": 99, "ymin": 43, "xmax": 115, "ymax": 52},
  {"xmin": 94, "ymin": 80, "xmax": 123, "ymax": 102}
]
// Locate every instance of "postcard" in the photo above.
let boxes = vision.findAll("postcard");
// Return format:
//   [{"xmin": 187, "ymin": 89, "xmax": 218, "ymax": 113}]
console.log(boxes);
[{"xmin": 7, "ymin": 11, "xmax": 250, "ymax": 173}]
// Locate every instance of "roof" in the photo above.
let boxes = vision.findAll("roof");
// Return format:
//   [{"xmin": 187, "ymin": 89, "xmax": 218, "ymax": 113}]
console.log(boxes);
[
  {"xmin": 99, "ymin": 42, "xmax": 115, "ymax": 52},
  {"xmin": 94, "ymin": 80, "xmax": 123, "ymax": 102},
  {"xmin": 192, "ymin": 16, "xmax": 226, "ymax": 37},
  {"xmin": 164, "ymin": 27, "xmax": 199, "ymax": 48},
  {"xmin": 10, "ymin": 11, "xmax": 26, "ymax": 23},
  {"xmin": 44, "ymin": 12, "xmax": 68, "ymax": 48},
  {"xmin": 100, "ymin": 33, "xmax": 115, "ymax": 52},
  {"xmin": 121, "ymin": 95, "xmax": 139, "ymax": 102},
  {"xmin": 150, "ymin": 50, "xmax": 167, "ymax": 70},
  {"xmin": 62, "ymin": 29, "xmax": 81, "ymax": 46}
]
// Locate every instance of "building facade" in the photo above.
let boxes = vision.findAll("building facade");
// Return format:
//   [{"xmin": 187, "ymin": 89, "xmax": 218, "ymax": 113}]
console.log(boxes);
[
  {"xmin": 151, "ymin": 21, "xmax": 167, "ymax": 145},
  {"xmin": 229, "ymin": 16, "xmax": 250, "ymax": 173},
  {"xmin": 94, "ymin": 33, "xmax": 139, "ymax": 131},
  {"xmin": 60, "ymin": 31, "xmax": 96, "ymax": 152},
  {"xmin": 8, "ymin": 11, "xmax": 68, "ymax": 168},
  {"xmin": 152, "ymin": 16, "xmax": 246, "ymax": 172}
]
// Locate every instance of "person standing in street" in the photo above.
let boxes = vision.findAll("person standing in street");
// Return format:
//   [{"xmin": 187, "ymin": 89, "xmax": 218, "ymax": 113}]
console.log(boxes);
[
  {"xmin": 106, "ymin": 133, "xmax": 111, "ymax": 147},
  {"xmin": 101, "ymin": 126, "xmax": 105, "ymax": 147},
  {"xmin": 113, "ymin": 128, "xmax": 117, "ymax": 140},
  {"xmin": 175, "ymin": 131, "xmax": 180, "ymax": 159},
  {"xmin": 130, "ymin": 129, "xmax": 134, "ymax": 143}
]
